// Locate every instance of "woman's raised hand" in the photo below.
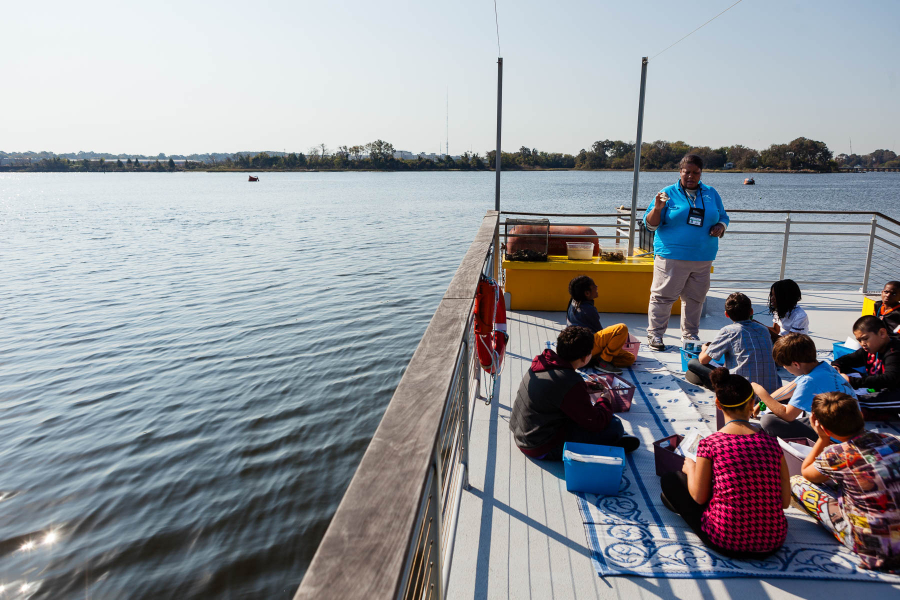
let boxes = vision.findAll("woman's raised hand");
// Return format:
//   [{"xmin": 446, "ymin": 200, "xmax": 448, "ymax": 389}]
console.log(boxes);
[{"xmin": 654, "ymin": 191, "xmax": 669, "ymax": 209}]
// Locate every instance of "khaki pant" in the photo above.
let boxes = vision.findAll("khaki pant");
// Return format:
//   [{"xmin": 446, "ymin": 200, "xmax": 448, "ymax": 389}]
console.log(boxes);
[
  {"xmin": 592, "ymin": 323, "xmax": 636, "ymax": 366},
  {"xmin": 647, "ymin": 257, "xmax": 712, "ymax": 338}
]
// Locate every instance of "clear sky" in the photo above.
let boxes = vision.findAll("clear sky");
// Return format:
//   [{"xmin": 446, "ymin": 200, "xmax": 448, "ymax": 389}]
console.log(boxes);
[{"xmin": 2, "ymin": 0, "xmax": 897, "ymax": 156}]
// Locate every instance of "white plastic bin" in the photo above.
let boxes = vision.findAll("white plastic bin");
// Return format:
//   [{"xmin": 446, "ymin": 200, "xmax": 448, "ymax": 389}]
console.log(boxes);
[{"xmin": 566, "ymin": 242, "xmax": 594, "ymax": 260}]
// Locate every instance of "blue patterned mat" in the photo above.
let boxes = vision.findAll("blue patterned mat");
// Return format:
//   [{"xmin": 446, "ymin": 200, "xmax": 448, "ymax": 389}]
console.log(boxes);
[{"xmin": 576, "ymin": 355, "xmax": 900, "ymax": 583}]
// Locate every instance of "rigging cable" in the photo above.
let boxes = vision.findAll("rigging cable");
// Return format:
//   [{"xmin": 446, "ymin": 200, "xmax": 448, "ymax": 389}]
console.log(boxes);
[
  {"xmin": 493, "ymin": 0, "xmax": 501, "ymax": 56},
  {"xmin": 649, "ymin": 0, "xmax": 744, "ymax": 61}
]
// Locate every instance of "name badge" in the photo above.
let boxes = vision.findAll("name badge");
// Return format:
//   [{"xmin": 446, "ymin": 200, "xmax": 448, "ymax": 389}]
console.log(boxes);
[{"xmin": 687, "ymin": 206, "xmax": 704, "ymax": 227}]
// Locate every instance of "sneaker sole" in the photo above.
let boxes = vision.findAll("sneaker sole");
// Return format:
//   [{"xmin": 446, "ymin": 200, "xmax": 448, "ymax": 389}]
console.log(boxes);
[{"xmin": 594, "ymin": 366, "xmax": 623, "ymax": 375}]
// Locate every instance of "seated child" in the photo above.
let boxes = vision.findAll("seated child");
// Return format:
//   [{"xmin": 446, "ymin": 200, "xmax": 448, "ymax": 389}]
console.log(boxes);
[
  {"xmin": 873, "ymin": 280, "xmax": 900, "ymax": 336},
  {"xmin": 791, "ymin": 391, "xmax": 900, "ymax": 571},
  {"xmin": 660, "ymin": 367, "xmax": 790, "ymax": 558},
  {"xmin": 753, "ymin": 333, "xmax": 857, "ymax": 441},
  {"xmin": 566, "ymin": 275, "xmax": 635, "ymax": 375},
  {"xmin": 686, "ymin": 292, "xmax": 781, "ymax": 393},
  {"xmin": 508, "ymin": 326, "xmax": 640, "ymax": 460},
  {"xmin": 832, "ymin": 315, "xmax": 900, "ymax": 418},
  {"xmin": 766, "ymin": 279, "xmax": 809, "ymax": 342}
]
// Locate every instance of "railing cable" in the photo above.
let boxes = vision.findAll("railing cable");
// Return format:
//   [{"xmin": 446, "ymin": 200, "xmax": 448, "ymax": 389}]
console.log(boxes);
[
  {"xmin": 649, "ymin": 0, "xmax": 744, "ymax": 61},
  {"xmin": 493, "ymin": 0, "xmax": 502, "ymax": 56}
]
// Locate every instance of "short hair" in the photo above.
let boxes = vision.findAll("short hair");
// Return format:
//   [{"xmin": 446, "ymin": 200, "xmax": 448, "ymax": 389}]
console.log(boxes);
[
  {"xmin": 709, "ymin": 367, "xmax": 754, "ymax": 412},
  {"xmin": 885, "ymin": 281, "xmax": 900, "ymax": 289},
  {"xmin": 679, "ymin": 154, "xmax": 703, "ymax": 170},
  {"xmin": 568, "ymin": 275, "xmax": 595, "ymax": 303},
  {"xmin": 811, "ymin": 392, "xmax": 864, "ymax": 436},
  {"xmin": 853, "ymin": 315, "xmax": 888, "ymax": 335},
  {"xmin": 724, "ymin": 292, "xmax": 753, "ymax": 322},
  {"xmin": 772, "ymin": 332, "xmax": 817, "ymax": 365},
  {"xmin": 556, "ymin": 326, "xmax": 595, "ymax": 363}
]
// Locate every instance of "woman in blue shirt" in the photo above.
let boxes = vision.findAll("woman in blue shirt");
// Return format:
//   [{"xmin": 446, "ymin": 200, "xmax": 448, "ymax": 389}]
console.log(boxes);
[{"xmin": 643, "ymin": 154, "xmax": 729, "ymax": 351}]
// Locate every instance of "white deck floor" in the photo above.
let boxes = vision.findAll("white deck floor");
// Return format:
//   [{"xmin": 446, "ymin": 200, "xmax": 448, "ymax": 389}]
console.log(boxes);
[{"xmin": 447, "ymin": 288, "xmax": 900, "ymax": 599}]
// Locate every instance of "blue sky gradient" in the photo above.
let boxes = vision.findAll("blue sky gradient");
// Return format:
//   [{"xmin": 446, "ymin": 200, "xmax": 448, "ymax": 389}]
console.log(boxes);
[{"xmin": 2, "ymin": 0, "xmax": 896, "ymax": 156}]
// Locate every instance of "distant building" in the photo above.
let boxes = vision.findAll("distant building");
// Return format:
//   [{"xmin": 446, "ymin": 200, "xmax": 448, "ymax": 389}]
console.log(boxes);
[
  {"xmin": 393, "ymin": 150, "xmax": 416, "ymax": 160},
  {"xmin": 723, "ymin": 162, "xmax": 734, "ymax": 169}
]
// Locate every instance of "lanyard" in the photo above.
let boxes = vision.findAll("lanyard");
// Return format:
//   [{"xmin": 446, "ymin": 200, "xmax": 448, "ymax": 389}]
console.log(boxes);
[
  {"xmin": 880, "ymin": 303, "xmax": 898, "ymax": 317},
  {"xmin": 680, "ymin": 182, "xmax": 704, "ymax": 210}
]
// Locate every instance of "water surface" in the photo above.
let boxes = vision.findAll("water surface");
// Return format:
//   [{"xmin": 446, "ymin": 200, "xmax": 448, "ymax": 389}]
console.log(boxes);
[{"xmin": 0, "ymin": 171, "xmax": 897, "ymax": 598}]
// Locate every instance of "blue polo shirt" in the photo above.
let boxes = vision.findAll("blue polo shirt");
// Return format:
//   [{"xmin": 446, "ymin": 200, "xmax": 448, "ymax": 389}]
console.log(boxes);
[
  {"xmin": 789, "ymin": 361, "xmax": 858, "ymax": 413},
  {"xmin": 642, "ymin": 181, "xmax": 729, "ymax": 262}
]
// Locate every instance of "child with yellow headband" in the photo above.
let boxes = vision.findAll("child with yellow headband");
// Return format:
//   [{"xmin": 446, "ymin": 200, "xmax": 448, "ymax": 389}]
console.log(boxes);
[{"xmin": 660, "ymin": 367, "xmax": 791, "ymax": 557}]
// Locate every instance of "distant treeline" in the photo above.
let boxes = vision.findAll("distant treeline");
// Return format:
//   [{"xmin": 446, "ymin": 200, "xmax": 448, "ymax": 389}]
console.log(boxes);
[{"xmin": 3, "ymin": 137, "xmax": 898, "ymax": 173}]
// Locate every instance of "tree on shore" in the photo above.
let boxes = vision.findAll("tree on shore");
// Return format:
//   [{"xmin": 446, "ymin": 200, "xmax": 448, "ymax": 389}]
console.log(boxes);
[{"xmin": 13, "ymin": 136, "xmax": 897, "ymax": 174}]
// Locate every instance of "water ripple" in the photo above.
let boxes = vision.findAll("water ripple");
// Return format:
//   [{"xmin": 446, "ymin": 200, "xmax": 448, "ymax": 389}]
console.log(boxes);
[{"xmin": 0, "ymin": 171, "xmax": 897, "ymax": 598}]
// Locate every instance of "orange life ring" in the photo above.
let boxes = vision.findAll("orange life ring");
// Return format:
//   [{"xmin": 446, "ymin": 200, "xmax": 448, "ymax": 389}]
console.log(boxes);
[{"xmin": 474, "ymin": 276, "xmax": 507, "ymax": 374}]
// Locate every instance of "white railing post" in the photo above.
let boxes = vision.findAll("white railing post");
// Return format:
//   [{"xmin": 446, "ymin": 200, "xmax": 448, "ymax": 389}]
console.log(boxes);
[
  {"xmin": 862, "ymin": 215, "xmax": 878, "ymax": 293},
  {"xmin": 779, "ymin": 213, "xmax": 791, "ymax": 280}
]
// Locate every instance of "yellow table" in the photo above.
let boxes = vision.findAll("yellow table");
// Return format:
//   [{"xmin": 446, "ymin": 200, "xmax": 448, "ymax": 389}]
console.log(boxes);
[{"xmin": 503, "ymin": 254, "xmax": 711, "ymax": 313}]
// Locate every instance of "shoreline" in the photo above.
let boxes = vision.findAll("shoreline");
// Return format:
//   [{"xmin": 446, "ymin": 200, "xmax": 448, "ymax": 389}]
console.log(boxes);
[{"xmin": 1, "ymin": 167, "xmax": 888, "ymax": 175}]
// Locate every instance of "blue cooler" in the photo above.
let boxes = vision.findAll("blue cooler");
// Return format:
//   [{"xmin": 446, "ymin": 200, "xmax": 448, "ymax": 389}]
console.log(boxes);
[
  {"xmin": 680, "ymin": 347, "xmax": 700, "ymax": 372},
  {"xmin": 833, "ymin": 342, "xmax": 856, "ymax": 361},
  {"xmin": 562, "ymin": 442, "xmax": 625, "ymax": 495},
  {"xmin": 681, "ymin": 346, "xmax": 722, "ymax": 373},
  {"xmin": 832, "ymin": 342, "xmax": 866, "ymax": 373}
]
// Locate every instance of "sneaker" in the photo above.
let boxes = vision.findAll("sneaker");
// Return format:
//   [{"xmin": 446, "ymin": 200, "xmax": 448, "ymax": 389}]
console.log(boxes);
[
  {"xmin": 682, "ymin": 333, "xmax": 700, "ymax": 342},
  {"xmin": 647, "ymin": 335, "xmax": 665, "ymax": 351},
  {"xmin": 591, "ymin": 358, "xmax": 623, "ymax": 375},
  {"xmin": 609, "ymin": 435, "xmax": 640, "ymax": 453}
]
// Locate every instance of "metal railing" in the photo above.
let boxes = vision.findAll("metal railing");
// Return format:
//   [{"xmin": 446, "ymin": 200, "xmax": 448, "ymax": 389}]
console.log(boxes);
[
  {"xmin": 500, "ymin": 209, "xmax": 900, "ymax": 294},
  {"xmin": 295, "ymin": 211, "xmax": 497, "ymax": 600}
]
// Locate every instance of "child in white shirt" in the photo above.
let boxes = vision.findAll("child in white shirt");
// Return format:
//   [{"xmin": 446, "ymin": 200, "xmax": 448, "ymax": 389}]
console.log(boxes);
[{"xmin": 767, "ymin": 279, "xmax": 809, "ymax": 342}]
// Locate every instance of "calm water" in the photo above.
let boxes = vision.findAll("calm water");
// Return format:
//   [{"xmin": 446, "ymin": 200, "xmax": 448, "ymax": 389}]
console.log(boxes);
[{"xmin": 1, "ymin": 171, "xmax": 898, "ymax": 598}]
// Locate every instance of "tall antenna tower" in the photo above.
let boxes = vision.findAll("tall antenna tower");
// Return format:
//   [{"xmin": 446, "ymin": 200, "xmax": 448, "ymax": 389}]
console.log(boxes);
[{"xmin": 446, "ymin": 88, "xmax": 449, "ymax": 157}]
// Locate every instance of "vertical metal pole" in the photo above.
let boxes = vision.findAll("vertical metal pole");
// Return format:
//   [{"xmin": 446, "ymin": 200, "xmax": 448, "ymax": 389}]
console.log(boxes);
[
  {"xmin": 779, "ymin": 213, "xmax": 791, "ymax": 280},
  {"xmin": 460, "ymin": 338, "xmax": 470, "ymax": 491},
  {"xmin": 493, "ymin": 57, "xmax": 503, "ymax": 281},
  {"xmin": 429, "ymin": 447, "xmax": 444, "ymax": 600},
  {"xmin": 862, "ymin": 215, "xmax": 878, "ymax": 293},
  {"xmin": 627, "ymin": 57, "xmax": 648, "ymax": 257},
  {"xmin": 495, "ymin": 58, "xmax": 503, "ymax": 212}
]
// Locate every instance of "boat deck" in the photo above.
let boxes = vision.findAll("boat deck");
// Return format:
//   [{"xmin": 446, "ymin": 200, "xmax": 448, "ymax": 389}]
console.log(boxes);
[{"xmin": 447, "ymin": 288, "xmax": 900, "ymax": 599}]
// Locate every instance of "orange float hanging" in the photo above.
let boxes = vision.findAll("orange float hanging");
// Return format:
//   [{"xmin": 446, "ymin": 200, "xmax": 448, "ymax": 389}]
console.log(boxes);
[{"xmin": 474, "ymin": 276, "xmax": 508, "ymax": 374}]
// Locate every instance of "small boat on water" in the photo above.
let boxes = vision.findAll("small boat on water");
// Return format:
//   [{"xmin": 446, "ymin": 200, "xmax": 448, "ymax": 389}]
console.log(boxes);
[
  {"xmin": 743, "ymin": 177, "xmax": 755, "ymax": 185},
  {"xmin": 248, "ymin": 176, "xmax": 259, "ymax": 182}
]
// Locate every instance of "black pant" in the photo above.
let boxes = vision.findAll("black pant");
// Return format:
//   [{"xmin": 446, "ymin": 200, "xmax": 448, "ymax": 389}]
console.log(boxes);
[
  {"xmin": 542, "ymin": 416, "xmax": 626, "ymax": 461},
  {"xmin": 759, "ymin": 413, "xmax": 816, "ymax": 440},
  {"xmin": 857, "ymin": 387, "xmax": 900, "ymax": 412},
  {"xmin": 659, "ymin": 471, "xmax": 779, "ymax": 560},
  {"xmin": 687, "ymin": 358, "xmax": 714, "ymax": 388}
]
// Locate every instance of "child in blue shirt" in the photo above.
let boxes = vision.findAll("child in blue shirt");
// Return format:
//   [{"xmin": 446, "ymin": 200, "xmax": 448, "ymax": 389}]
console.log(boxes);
[{"xmin": 752, "ymin": 333, "xmax": 856, "ymax": 441}]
